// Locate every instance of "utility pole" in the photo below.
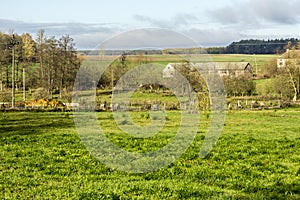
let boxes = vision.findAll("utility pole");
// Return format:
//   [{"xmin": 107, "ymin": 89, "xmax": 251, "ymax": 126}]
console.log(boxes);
[{"xmin": 254, "ymin": 54, "xmax": 258, "ymax": 75}]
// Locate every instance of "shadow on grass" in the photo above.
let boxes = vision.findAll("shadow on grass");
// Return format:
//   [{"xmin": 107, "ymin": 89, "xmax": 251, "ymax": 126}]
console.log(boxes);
[{"xmin": 0, "ymin": 112, "xmax": 75, "ymax": 137}]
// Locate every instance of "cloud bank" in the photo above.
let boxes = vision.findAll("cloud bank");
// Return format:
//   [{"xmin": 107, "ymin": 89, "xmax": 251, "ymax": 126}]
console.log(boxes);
[
  {"xmin": 0, "ymin": 0, "xmax": 299, "ymax": 49},
  {"xmin": 0, "ymin": 19, "xmax": 123, "ymax": 49}
]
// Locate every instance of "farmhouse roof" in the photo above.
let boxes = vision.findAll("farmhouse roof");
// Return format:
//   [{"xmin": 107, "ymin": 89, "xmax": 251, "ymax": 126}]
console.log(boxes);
[
  {"xmin": 194, "ymin": 62, "xmax": 252, "ymax": 70},
  {"xmin": 164, "ymin": 62, "xmax": 252, "ymax": 71},
  {"xmin": 165, "ymin": 63, "xmax": 190, "ymax": 67}
]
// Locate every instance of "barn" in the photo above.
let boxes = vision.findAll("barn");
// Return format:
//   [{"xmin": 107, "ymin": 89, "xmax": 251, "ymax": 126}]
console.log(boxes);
[
  {"xmin": 198, "ymin": 62, "xmax": 253, "ymax": 77},
  {"xmin": 163, "ymin": 62, "xmax": 253, "ymax": 78}
]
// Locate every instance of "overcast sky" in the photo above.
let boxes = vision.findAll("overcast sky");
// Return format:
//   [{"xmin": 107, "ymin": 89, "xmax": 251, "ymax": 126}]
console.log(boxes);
[{"xmin": 0, "ymin": 0, "xmax": 299, "ymax": 49}]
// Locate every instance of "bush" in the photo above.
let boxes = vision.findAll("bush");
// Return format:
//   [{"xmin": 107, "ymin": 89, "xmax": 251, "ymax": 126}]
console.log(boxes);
[
  {"xmin": 33, "ymin": 88, "xmax": 48, "ymax": 100},
  {"xmin": 61, "ymin": 88, "xmax": 72, "ymax": 103},
  {"xmin": 0, "ymin": 89, "xmax": 12, "ymax": 102}
]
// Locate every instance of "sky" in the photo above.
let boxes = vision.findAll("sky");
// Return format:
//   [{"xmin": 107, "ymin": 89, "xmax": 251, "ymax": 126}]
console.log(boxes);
[{"xmin": 0, "ymin": 0, "xmax": 300, "ymax": 49}]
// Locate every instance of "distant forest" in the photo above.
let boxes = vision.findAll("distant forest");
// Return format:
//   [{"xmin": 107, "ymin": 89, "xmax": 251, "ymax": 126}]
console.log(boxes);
[
  {"xmin": 175, "ymin": 38, "xmax": 299, "ymax": 55},
  {"xmin": 80, "ymin": 38, "xmax": 299, "ymax": 55},
  {"xmin": 225, "ymin": 38, "xmax": 299, "ymax": 54}
]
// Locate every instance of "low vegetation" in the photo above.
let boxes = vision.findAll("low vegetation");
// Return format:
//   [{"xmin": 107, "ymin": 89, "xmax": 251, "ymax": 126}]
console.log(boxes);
[{"xmin": 1, "ymin": 109, "xmax": 300, "ymax": 199}]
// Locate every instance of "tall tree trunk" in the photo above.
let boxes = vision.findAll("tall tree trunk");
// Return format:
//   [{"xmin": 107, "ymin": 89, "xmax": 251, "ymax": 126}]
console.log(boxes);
[
  {"xmin": 292, "ymin": 85, "xmax": 298, "ymax": 102},
  {"xmin": 23, "ymin": 66, "xmax": 26, "ymax": 101},
  {"xmin": 40, "ymin": 56, "xmax": 43, "ymax": 84},
  {"xmin": 11, "ymin": 48, "xmax": 15, "ymax": 108},
  {"xmin": 15, "ymin": 63, "xmax": 19, "ymax": 90},
  {"xmin": 287, "ymin": 68, "xmax": 298, "ymax": 102},
  {"xmin": 0, "ymin": 68, "xmax": 2, "ymax": 91},
  {"xmin": 6, "ymin": 65, "xmax": 8, "ymax": 87},
  {"xmin": 291, "ymin": 79, "xmax": 298, "ymax": 102},
  {"xmin": 47, "ymin": 64, "xmax": 52, "ymax": 99},
  {"xmin": 59, "ymin": 71, "xmax": 63, "ymax": 99}
]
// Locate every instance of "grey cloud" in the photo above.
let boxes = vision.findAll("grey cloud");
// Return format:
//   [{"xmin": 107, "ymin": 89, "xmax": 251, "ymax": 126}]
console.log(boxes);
[
  {"xmin": 133, "ymin": 13, "xmax": 199, "ymax": 28},
  {"xmin": 207, "ymin": 7, "xmax": 239, "ymax": 24},
  {"xmin": 184, "ymin": 27, "xmax": 298, "ymax": 47},
  {"xmin": 0, "ymin": 18, "xmax": 201, "ymax": 50},
  {"xmin": 100, "ymin": 28, "xmax": 198, "ymax": 50},
  {"xmin": 173, "ymin": 13, "xmax": 199, "ymax": 26},
  {"xmin": 73, "ymin": 33, "xmax": 115, "ymax": 50},
  {"xmin": 209, "ymin": 0, "xmax": 300, "ymax": 25},
  {"xmin": 133, "ymin": 15, "xmax": 159, "ymax": 26},
  {"xmin": 74, "ymin": 28, "xmax": 202, "ymax": 50},
  {"xmin": 185, "ymin": 28, "xmax": 246, "ymax": 46},
  {"xmin": 0, "ymin": 19, "xmax": 119, "ymax": 37},
  {"xmin": 250, "ymin": 0, "xmax": 300, "ymax": 24},
  {"xmin": 78, "ymin": 28, "xmax": 245, "ymax": 50},
  {"xmin": 0, "ymin": 18, "xmax": 123, "ymax": 49},
  {"xmin": 132, "ymin": 12, "xmax": 252, "ymax": 47}
]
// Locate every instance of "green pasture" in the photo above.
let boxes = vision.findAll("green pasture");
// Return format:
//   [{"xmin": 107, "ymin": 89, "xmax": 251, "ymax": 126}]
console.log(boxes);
[
  {"xmin": 130, "ymin": 54, "xmax": 278, "ymax": 69},
  {"xmin": 1, "ymin": 109, "xmax": 300, "ymax": 199},
  {"xmin": 209, "ymin": 54, "xmax": 278, "ymax": 75}
]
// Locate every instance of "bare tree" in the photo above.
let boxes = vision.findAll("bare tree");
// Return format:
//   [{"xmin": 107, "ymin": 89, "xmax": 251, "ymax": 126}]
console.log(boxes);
[
  {"xmin": 281, "ymin": 44, "xmax": 300, "ymax": 102},
  {"xmin": 36, "ymin": 29, "xmax": 46, "ymax": 86},
  {"xmin": 9, "ymin": 33, "xmax": 20, "ymax": 108},
  {"xmin": 21, "ymin": 33, "xmax": 35, "ymax": 101}
]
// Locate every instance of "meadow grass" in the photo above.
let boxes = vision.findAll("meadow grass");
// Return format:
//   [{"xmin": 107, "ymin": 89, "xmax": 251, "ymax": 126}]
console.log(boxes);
[
  {"xmin": 207, "ymin": 54, "xmax": 277, "ymax": 75},
  {"xmin": 1, "ymin": 109, "xmax": 300, "ymax": 199},
  {"xmin": 132, "ymin": 54, "xmax": 278, "ymax": 72}
]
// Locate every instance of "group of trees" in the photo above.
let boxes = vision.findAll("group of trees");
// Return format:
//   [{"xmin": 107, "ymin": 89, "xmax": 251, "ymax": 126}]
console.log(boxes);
[
  {"xmin": 0, "ymin": 30, "xmax": 81, "ymax": 106},
  {"xmin": 226, "ymin": 39, "xmax": 299, "ymax": 54},
  {"xmin": 262, "ymin": 43, "xmax": 300, "ymax": 101},
  {"xmin": 223, "ymin": 75, "xmax": 255, "ymax": 97},
  {"xmin": 161, "ymin": 39, "xmax": 299, "ymax": 55}
]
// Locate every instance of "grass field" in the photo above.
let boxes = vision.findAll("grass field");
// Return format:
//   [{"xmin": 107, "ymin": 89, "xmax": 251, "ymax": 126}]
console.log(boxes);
[
  {"xmin": 85, "ymin": 53, "xmax": 277, "ymax": 73},
  {"xmin": 1, "ymin": 109, "xmax": 300, "ymax": 199}
]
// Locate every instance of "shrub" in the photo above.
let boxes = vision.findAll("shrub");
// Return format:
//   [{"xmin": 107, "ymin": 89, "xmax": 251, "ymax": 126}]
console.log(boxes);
[
  {"xmin": 0, "ymin": 89, "xmax": 11, "ymax": 102},
  {"xmin": 61, "ymin": 88, "xmax": 72, "ymax": 103},
  {"xmin": 33, "ymin": 88, "xmax": 48, "ymax": 100}
]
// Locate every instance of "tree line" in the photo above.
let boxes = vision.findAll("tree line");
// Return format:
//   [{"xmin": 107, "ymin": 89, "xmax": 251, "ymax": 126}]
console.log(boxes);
[
  {"xmin": 226, "ymin": 38, "xmax": 299, "ymax": 54},
  {"xmin": 0, "ymin": 30, "xmax": 81, "ymax": 106},
  {"xmin": 161, "ymin": 38, "xmax": 299, "ymax": 55}
]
